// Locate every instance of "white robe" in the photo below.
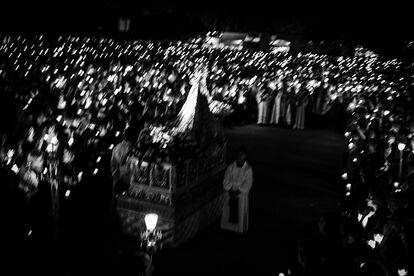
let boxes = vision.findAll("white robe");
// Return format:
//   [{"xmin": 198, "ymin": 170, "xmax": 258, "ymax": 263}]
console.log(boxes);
[
  {"xmin": 270, "ymin": 91, "xmax": 283, "ymax": 124},
  {"xmin": 256, "ymin": 90, "xmax": 271, "ymax": 124},
  {"xmin": 221, "ymin": 161, "xmax": 253, "ymax": 233}
]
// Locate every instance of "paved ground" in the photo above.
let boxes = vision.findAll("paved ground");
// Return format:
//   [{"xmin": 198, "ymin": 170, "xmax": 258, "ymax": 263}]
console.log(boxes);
[{"xmin": 154, "ymin": 125, "xmax": 346, "ymax": 276}]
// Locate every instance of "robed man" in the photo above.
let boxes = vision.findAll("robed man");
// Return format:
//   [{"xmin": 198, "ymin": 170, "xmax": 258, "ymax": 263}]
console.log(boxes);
[{"xmin": 221, "ymin": 146, "xmax": 253, "ymax": 233}]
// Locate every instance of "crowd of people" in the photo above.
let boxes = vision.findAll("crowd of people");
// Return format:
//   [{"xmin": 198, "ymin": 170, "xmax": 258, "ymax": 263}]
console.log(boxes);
[
  {"xmin": 1, "ymin": 34, "xmax": 414, "ymax": 275},
  {"xmin": 289, "ymin": 57, "xmax": 414, "ymax": 275}
]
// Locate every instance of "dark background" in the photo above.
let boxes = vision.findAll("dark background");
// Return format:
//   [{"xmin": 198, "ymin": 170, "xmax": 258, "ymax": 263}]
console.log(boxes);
[
  {"xmin": 1, "ymin": 1, "xmax": 413, "ymax": 38},
  {"xmin": 1, "ymin": 1, "xmax": 414, "ymax": 58}
]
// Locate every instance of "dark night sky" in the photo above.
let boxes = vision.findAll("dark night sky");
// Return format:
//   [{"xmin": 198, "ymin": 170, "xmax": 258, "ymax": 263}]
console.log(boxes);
[{"xmin": 0, "ymin": 0, "xmax": 413, "ymax": 41}]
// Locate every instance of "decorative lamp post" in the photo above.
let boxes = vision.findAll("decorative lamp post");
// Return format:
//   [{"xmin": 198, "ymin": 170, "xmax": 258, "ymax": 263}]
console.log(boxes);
[
  {"xmin": 141, "ymin": 213, "xmax": 163, "ymax": 252},
  {"xmin": 398, "ymin": 143, "xmax": 405, "ymax": 182}
]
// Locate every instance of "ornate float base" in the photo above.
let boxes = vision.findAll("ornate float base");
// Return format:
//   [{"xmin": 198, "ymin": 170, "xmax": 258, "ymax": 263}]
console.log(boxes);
[{"xmin": 116, "ymin": 168, "xmax": 225, "ymax": 247}]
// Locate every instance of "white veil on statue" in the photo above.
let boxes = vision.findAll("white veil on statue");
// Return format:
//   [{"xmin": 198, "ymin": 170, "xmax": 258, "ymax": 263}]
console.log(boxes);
[{"xmin": 172, "ymin": 66, "xmax": 221, "ymax": 150}]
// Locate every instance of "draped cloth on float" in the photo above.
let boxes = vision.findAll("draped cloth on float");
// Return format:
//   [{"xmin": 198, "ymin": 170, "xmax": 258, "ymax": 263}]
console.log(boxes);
[{"xmin": 172, "ymin": 71, "xmax": 221, "ymax": 150}]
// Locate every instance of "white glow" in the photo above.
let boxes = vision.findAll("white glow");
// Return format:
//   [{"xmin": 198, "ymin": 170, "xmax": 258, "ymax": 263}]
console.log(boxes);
[
  {"xmin": 58, "ymin": 100, "xmax": 66, "ymax": 109},
  {"xmin": 362, "ymin": 211, "xmax": 375, "ymax": 228},
  {"xmin": 7, "ymin": 149, "xmax": 15, "ymax": 158},
  {"xmin": 56, "ymin": 115, "xmax": 63, "ymax": 122},
  {"xmin": 367, "ymin": 239, "xmax": 376, "ymax": 249},
  {"xmin": 96, "ymin": 156, "xmax": 102, "ymax": 163},
  {"xmin": 341, "ymin": 172, "xmax": 348, "ymax": 180},
  {"xmin": 68, "ymin": 137, "xmax": 74, "ymax": 146},
  {"xmin": 346, "ymin": 183, "xmax": 352, "ymax": 191},
  {"xmin": 144, "ymin": 213, "xmax": 159, "ymax": 231},
  {"xmin": 398, "ymin": 268, "xmax": 408, "ymax": 276},
  {"xmin": 398, "ymin": 143, "xmax": 406, "ymax": 151},
  {"xmin": 394, "ymin": 182, "xmax": 399, "ymax": 188},
  {"xmin": 51, "ymin": 136, "xmax": 58, "ymax": 145},
  {"xmin": 11, "ymin": 164, "xmax": 19, "ymax": 173},
  {"xmin": 65, "ymin": 190, "xmax": 71, "ymax": 198},
  {"xmin": 93, "ymin": 168, "xmax": 99, "ymax": 175},
  {"xmin": 374, "ymin": 233, "xmax": 384, "ymax": 244},
  {"xmin": 77, "ymin": 171, "xmax": 83, "ymax": 181},
  {"xmin": 46, "ymin": 144, "xmax": 53, "ymax": 152},
  {"xmin": 85, "ymin": 98, "xmax": 92, "ymax": 109}
]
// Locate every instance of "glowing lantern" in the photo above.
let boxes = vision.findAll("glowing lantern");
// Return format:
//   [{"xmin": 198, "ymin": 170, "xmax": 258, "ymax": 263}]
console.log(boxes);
[{"xmin": 144, "ymin": 213, "xmax": 159, "ymax": 231}]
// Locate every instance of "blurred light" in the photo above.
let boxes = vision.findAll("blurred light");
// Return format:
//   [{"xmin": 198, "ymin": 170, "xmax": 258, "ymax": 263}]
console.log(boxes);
[
  {"xmin": 65, "ymin": 190, "xmax": 71, "ymax": 198},
  {"xmin": 398, "ymin": 143, "xmax": 406, "ymax": 151},
  {"xmin": 144, "ymin": 213, "xmax": 159, "ymax": 231},
  {"xmin": 7, "ymin": 149, "xmax": 15, "ymax": 158},
  {"xmin": 93, "ymin": 168, "xmax": 99, "ymax": 175},
  {"xmin": 398, "ymin": 268, "xmax": 408, "ymax": 276},
  {"xmin": 367, "ymin": 239, "xmax": 376, "ymax": 249},
  {"xmin": 374, "ymin": 233, "xmax": 384, "ymax": 244},
  {"xmin": 51, "ymin": 136, "xmax": 58, "ymax": 145},
  {"xmin": 46, "ymin": 144, "xmax": 53, "ymax": 152},
  {"xmin": 77, "ymin": 171, "xmax": 83, "ymax": 181},
  {"xmin": 11, "ymin": 164, "xmax": 19, "ymax": 173}
]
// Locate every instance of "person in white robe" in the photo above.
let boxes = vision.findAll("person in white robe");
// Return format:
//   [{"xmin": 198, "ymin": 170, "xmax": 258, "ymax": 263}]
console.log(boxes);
[
  {"xmin": 270, "ymin": 80, "xmax": 284, "ymax": 125},
  {"xmin": 221, "ymin": 146, "xmax": 253, "ymax": 233},
  {"xmin": 256, "ymin": 85, "xmax": 272, "ymax": 125},
  {"xmin": 256, "ymin": 87, "xmax": 266, "ymax": 125}
]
